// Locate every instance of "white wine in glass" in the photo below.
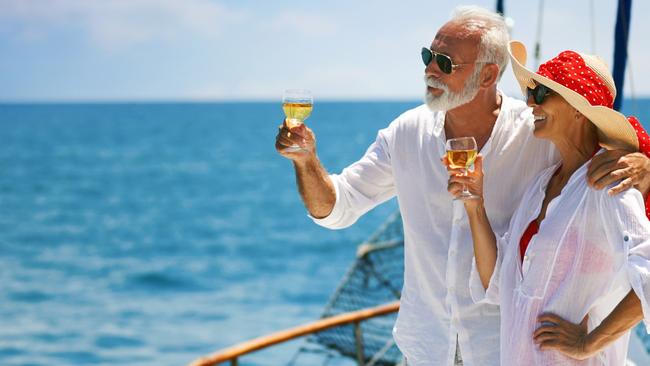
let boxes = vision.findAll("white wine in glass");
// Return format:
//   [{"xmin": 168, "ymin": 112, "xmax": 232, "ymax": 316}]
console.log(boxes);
[
  {"xmin": 446, "ymin": 137, "xmax": 479, "ymax": 200},
  {"xmin": 282, "ymin": 89, "xmax": 313, "ymax": 152}
]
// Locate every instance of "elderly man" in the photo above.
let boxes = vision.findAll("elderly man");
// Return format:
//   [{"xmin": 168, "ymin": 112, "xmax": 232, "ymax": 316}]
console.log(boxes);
[{"xmin": 275, "ymin": 6, "xmax": 650, "ymax": 366}]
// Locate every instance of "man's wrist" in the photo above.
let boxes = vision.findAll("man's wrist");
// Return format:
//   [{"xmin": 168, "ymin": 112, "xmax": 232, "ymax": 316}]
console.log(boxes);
[
  {"xmin": 633, "ymin": 153, "xmax": 650, "ymax": 198},
  {"xmin": 293, "ymin": 153, "xmax": 319, "ymax": 169},
  {"xmin": 636, "ymin": 182, "xmax": 650, "ymax": 199}
]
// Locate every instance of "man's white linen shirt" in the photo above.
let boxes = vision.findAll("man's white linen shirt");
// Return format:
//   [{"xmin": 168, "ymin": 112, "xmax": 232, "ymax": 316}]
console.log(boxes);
[
  {"xmin": 470, "ymin": 155, "xmax": 650, "ymax": 366},
  {"xmin": 312, "ymin": 94, "xmax": 558, "ymax": 366}
]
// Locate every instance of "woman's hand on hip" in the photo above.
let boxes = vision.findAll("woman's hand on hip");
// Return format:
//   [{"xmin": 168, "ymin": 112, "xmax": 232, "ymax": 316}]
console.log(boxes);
[{"xmin": 533, "ymin": 313, "xmax": 596, "ymax": 360}]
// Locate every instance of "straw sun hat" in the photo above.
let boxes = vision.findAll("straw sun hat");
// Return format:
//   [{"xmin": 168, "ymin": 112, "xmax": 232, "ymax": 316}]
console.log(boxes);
[{"xmin": 508, "ymin": 40, "xmax": 638, "ymax": 151}]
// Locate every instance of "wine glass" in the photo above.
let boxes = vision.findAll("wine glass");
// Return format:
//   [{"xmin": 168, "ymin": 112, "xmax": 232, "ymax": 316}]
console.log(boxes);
[
  {"xmin": 282, "ymin": 89, "xmax": 313, "ymax": 152},
  {"xmin": 446, "ymin": 137, "xmax": 479, "ymax": 200}
]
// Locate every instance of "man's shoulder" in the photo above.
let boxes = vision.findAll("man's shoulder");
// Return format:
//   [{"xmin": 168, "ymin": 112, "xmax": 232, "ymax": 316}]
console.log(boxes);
[
  {"xmin": 381, "ymin": 104, "xmax": 435, "ymax": 135},
  {"xmin": 394, "ymin": 104, "xmax": 435, "ymax": 123}
]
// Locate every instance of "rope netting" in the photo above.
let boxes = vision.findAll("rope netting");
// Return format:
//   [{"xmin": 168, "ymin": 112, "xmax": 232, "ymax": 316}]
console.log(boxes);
[{"xmin": 289, "ymin": 212, "xmax": 405, "ymax": 366}]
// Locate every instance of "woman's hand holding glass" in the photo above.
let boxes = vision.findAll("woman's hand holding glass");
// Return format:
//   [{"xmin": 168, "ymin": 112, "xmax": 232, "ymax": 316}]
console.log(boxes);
[
  {"xmin": 445, "ymin": 137, "xmax": 480, "ymax": 200},
  {"xmin": 444, "ymin": 153, "xmax": 485, "ymax": 206}
]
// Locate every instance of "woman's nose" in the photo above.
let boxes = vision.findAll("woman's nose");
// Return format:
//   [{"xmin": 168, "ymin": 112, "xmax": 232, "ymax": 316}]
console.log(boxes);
[{"xmin": 526, "ymin": 94, "xmax": 537, "ymax": 107}]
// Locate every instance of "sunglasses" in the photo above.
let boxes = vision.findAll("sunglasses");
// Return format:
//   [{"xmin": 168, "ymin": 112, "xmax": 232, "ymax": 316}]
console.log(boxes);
[
  {"xmin": 527, "ymin": 84, "xmax": 554, "ymax": 104},
  {"xmin": 421, "ymin": 47, "xmax": 482, "ymax": 74}
]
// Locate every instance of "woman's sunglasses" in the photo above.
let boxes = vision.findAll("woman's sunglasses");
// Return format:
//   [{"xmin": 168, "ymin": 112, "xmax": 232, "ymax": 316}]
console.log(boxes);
[
  {"xmin": 421, "ymin": 47, "xmax": 484, "ymax": 74},
  {"xmin": 527, "ymin": 84, "xmax": 554, "ymax": 104}
]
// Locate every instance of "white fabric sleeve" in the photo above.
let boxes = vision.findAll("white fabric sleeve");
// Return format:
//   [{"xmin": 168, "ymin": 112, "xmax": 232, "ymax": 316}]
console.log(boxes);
[
  {"xmin": 469, "ymin": 233, "xmax": 507, "ymax": 305},
  {"xmin": 311, "ymin": 127, "xmax": 396, "ymax": 229},
  {"xmin": 602, "ymin": 188, "xmax": 650, "ymax": 332}
]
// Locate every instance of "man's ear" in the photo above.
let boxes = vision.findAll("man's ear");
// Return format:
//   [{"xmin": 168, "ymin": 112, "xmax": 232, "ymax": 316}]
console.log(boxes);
[{"xmin": 480, "ymin": 63, "xmax": 500, "ymax": 87}]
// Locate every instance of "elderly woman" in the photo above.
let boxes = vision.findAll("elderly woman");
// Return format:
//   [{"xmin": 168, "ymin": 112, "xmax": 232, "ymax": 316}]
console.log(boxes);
[{"xmin": 447, "ymin": 41, "xmax": 650, "ymax": 365}]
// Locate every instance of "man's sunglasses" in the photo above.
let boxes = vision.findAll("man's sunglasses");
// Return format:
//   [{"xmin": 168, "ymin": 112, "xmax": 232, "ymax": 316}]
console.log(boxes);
[
  {"xmin": 421, "ymin": 47, "xmax": 483, "ymax": 74},
  {"xmin": 527, "ymin": 84, "xmax": 554, "ymax": 104}
]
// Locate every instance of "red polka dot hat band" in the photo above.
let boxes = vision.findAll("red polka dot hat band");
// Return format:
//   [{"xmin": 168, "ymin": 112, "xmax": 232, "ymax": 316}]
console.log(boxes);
[
  {"xmin": 508, "ymin": 40, "xmax": 639, "ymax": 151},
  {"xmin": 536, "ymin": 51, "xmax": 614, "ymax": 109}
]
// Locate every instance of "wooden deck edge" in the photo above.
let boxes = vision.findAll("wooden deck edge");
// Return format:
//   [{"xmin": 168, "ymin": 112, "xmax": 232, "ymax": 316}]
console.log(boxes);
[{"xmin": 187, "ymin": 300, "xmax": 400, "ymax": 366}]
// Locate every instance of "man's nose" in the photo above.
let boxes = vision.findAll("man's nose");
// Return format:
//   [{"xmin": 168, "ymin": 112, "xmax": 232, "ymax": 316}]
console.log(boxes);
[{"xmin": 425, "ymin": 59, "xmax": 443, "ymax": 78}]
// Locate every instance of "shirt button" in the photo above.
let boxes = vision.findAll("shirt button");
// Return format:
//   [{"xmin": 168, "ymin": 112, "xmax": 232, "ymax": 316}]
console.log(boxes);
[
  {"xmin": 449, "ymin": 287, "xmax": 455, "ymax": 293},
  {"xmin": 450, "ymin": 250, "xmax": 457, "ymax": 256},
  {"xmin": 523, "ymin": 255, "xmax": 529, "ymax": 261}
]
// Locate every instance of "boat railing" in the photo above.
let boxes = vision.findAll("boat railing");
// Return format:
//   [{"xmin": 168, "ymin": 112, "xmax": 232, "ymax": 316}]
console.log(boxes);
[{"xmin": 187, "ymin": 300, "xmax": 400, "ymax": 366}]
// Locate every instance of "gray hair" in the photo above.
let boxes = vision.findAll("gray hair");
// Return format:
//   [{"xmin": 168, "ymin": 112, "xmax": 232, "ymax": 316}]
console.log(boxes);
[{"xmin": 450, "ymin": 5, "xmax": 510, "ymax": 81}]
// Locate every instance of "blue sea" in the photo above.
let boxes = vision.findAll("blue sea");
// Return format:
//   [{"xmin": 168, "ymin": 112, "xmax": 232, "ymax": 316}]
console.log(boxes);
[{"xmin": 0, "ymin": 99, "xmax": 649, "ymax": 366}]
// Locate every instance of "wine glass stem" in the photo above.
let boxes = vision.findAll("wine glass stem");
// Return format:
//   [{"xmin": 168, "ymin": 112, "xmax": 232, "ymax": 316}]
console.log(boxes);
[{"xmin": 462, "ymin": 168, "xmax": 470, "ymax": 195}]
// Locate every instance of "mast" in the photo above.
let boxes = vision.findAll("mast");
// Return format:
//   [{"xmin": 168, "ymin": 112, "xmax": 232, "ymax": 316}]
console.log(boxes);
[
  {"xmin": 496, "ymin": 0, "xmax": 504, "ymax": 15},
  {"xmin": 612, "ymin": 0, "xmax": 632, "ymax": 111}
]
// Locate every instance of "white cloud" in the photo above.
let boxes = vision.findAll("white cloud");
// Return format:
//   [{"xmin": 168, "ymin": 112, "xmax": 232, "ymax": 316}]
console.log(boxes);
[{"xmin": 0, "ymin": 0, "xmax": 245, "ymax": 49}]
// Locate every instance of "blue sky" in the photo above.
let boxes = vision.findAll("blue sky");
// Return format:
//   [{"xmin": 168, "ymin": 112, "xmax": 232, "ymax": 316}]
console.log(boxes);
[{"xmin": 1, "ymin": 0, "xmax": 648, "ymax": 102}]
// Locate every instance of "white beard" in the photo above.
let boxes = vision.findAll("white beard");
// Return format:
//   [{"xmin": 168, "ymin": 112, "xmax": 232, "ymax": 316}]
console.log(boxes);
[{"xmin": 424, "ymin": 66, "xmax": 482, "ymax": 112}]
